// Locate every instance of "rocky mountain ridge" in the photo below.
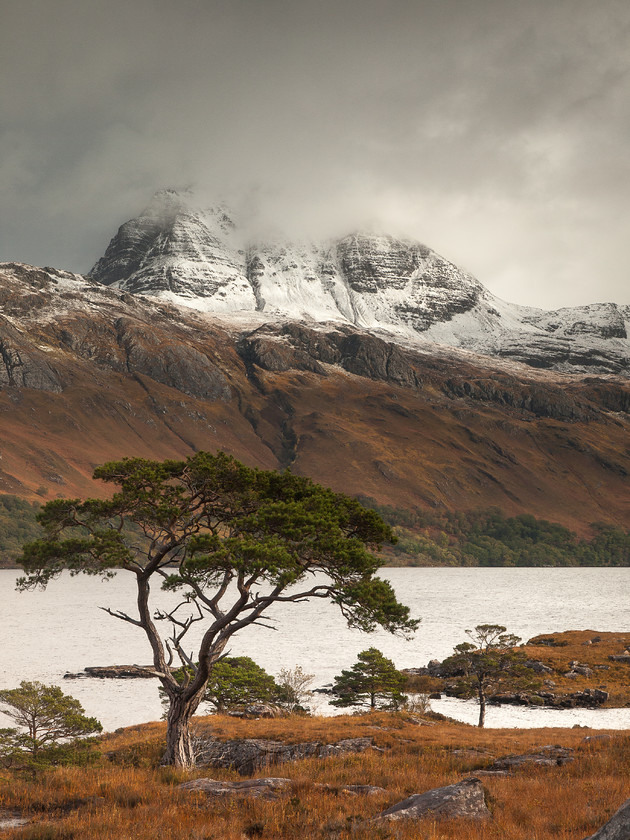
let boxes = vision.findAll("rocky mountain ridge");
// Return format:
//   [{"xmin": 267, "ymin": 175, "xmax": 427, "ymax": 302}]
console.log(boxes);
[
  {"xmin": 89, "ymin": 189, "xmax": 630, "ymax": 376},
  {"xmin": 0, "ymin": 260, "xmax": 629, "ymax": 532}
]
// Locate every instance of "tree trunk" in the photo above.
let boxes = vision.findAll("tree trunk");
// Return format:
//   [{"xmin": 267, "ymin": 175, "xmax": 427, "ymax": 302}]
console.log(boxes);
[
  {"xmin": 477, "ymin": 684, "xmax": 486, "ymax": 728},
  {"xmin": 162, "ymin": 691, "xmax": 202, "ymax": 769}
]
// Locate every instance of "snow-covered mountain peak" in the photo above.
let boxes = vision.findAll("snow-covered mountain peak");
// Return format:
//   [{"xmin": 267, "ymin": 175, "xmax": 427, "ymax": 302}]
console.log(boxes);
[{"xmin": 88, "ymin": 192, "xmax": 630, "ymax": 376}]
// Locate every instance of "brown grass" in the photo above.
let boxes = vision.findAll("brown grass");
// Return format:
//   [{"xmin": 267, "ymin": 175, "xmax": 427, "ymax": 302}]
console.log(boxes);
[
  {"xmin": 0, "ymin": 712, "xmax": 628, "ymax": 839},
  {"xmin": 521, "ymin": 630, "xmax": 630, "ymax": 705}
]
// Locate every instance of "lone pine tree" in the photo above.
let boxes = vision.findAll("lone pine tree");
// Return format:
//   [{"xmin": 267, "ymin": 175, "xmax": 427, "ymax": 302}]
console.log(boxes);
[
  {"xmin": 330, "ymin": 647, "xmax": 407, "ymax": 710},
  {"xmin": 18, "ymin": 451, "xmax": 417, "ymax": 768},
  {"xmin": 443, "ymin": 624, "xmax": 535, "ymax": 727}
]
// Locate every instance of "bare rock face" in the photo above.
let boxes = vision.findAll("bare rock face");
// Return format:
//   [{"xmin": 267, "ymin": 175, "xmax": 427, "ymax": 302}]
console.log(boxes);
[
  {"xmin": 583, "ymin": 796, "xmax": 630, "ymax": 839},
  {"xmin": 376, "ymin": 777, "xmax": 490, "ymax": 822},
  {"xmin": 91, "ymin": 190, "xmax": 254, "ymax": 311}
]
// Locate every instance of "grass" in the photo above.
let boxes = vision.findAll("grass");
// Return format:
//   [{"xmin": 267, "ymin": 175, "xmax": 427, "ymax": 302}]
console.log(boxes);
[{"xmin": 0, "ymin": 711, "xmax": 628, "ymax": 839}]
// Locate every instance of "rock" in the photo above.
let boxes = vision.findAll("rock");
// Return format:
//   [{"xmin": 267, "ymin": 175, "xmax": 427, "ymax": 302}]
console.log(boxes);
[
  {"xmin": 609, "ymin": 655, "xmax": 630, "ymax": 664},
  {"xmin": 486, "ymin": 745, "xmax": 574, "ymax": 772},
  {"xmin": 227, "ymin": 703, "xmax": 282, "ymax": 719},
  {"xmin": 583, "ymin": 795, "xmax": 630, "ymax": 839},
  {"xmin": 427, "ymin": 659, "xmax": 443, "ymax": 675},
  {"xmin": 525, "ymin": 659, "xmax": 554, "ymax": 674},
  {"xmin": 316, "ymin": 783, "xmax": 387, "ymax": 796},
  {"xmin": 376, "ymin": 778, "xmax": 490, "ymax": 822},
  {"xmin": 0, "ymin": 812, "xmax": 30, "ymax": 829},
  {"xmin": 65, "ymin": 665, "xmax": 163, "ymax": 679},
  {"xmin": 583, "ymin": 734, "xmax": 613, "ymax": 744},
  {"xmin": 196, "ymin": 737, "xmax": 374, "ymax": 776},
  {"xmin": 179, "ymin": 777, "xmax": 293, "ymax": 800},
  {"xmin": 572, "ymin": 689, "xmax": 609, "ymax": 706}
]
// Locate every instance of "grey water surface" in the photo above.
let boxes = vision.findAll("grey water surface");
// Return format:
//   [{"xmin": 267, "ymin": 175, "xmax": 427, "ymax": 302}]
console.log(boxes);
[{"xmin": 1, "ymin": 567, "xmax": 628, "ymax": 731}]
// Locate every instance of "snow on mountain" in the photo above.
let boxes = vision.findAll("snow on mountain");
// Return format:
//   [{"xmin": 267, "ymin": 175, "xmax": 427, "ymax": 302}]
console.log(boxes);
[{"xmin": 89, "ymin": 189, "xmax": 630, "ymax": 376}]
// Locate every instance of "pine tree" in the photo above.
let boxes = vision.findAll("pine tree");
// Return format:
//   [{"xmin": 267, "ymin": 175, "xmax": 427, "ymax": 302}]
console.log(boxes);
[{"xmin": 331, "ymin": 648, "xmax": 407, "ymax": 710}]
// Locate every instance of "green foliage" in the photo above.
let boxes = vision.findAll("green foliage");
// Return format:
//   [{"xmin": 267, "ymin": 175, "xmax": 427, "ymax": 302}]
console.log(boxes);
[
  {"xmin": 358, "ymin": 499, "xmax": 630, "ymax": 566},
  {"xmin": 0, "ymin": 495, "xmax": 42, "ymax": 567},
  {"xmin": 163, "ymin": 658, "xmax": 315, "ymax": 715},
  {"xmin": 330, "ymin": 647, "xmax": 407, "ymax": 710},
  {"xmin": 0, "ymin": 681, "xmax": 102, "ymax": 766},
  {"xmin": 204, "ymin": 656, "xmax": 278, "ymax": 711},
  {"xmin": 442, "ymin": 625, "xmax": 537, "ymax": 727}
]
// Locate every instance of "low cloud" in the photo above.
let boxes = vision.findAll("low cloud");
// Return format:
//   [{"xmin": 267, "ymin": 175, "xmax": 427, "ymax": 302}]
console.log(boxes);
[{"xmin": 2, "ymin": 0, "xmax": 629, "ymax": 308}]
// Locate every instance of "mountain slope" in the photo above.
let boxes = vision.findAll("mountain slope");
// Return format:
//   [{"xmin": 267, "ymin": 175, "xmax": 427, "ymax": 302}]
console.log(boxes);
[
  {"xmin": 1, "ymin": 261, "xmax": 629, "ymax": 534},
  {"xmin": 89, "ymin": 190, "xmax": 630, "ymax": 376}
]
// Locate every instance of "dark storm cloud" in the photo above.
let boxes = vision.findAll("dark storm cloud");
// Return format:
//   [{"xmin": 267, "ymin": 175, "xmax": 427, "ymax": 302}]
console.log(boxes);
[{"xmin": 1, "ymin": 0, "xmax": 629, "ymax": 308}]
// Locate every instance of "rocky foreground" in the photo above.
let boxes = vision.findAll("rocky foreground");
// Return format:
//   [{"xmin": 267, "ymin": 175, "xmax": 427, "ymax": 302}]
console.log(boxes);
[{"xmin": 1, "ymin": 710, "xmax": 628, "ymax": 839}]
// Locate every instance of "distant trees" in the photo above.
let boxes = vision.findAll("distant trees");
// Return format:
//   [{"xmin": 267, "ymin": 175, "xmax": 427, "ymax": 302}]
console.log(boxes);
[
  {"xmin": 331, "ymin": 648, "xmax": 407, "ymax": 711},
  {"xmin": 442, "ymin": 625, "xmax": 534, "ymax": 727},
  {"xmin": 359, "ymin": 500, "xmax": 630, "ymax": 567},
  {"xmin": 0, "ymin": 495, "xmax": 41, "ymax": 568},
  {"xmin": 0, "ymin": 681, "xmax": 102, "ymax": 765},
  {"xmin": 17, "ymin": 452, "xmax": 417, "ymax": 768}
]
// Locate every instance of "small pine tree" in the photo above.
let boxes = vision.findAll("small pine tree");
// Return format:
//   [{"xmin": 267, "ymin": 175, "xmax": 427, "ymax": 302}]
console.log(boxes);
[
  {"xmin": 204, "ymin": 656, "xmax": 279, "ymax": 712},
  {"xmin": 330, "ymin": 648, "xmax": 407, "ymax": 710},
  {"xmin": 0, "ymin": 681, "xmax": 102, "ymax": 765}
]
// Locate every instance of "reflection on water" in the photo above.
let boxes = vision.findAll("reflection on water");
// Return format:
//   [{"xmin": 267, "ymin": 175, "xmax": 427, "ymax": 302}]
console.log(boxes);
[{"xmin": 0, "ymin": 567, "xmax": 628, "ymax": 731}]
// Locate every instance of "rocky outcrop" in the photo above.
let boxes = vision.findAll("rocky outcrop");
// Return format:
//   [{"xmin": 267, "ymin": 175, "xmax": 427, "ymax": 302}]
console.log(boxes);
[
  {"xmin": 64, "ymin": 665, "xmax": 165, "ymax": 679},
  {"xmin": 485, "ymin": 745, "xmax": 574, "ymax": 772},
  {"xmin": 115, "ymin": 318, "xmax": 231, "ymax": 401},
  {"xmin": 179, "ymin": 777, "xmax": 294, "ymax": 800},
  {"xmin": 195, "ymin": 737, "xmax": 374, "ymax": 775},
  {"xmin": 376, "ymin": 778, "xmax": 490, "ymax": 822}
]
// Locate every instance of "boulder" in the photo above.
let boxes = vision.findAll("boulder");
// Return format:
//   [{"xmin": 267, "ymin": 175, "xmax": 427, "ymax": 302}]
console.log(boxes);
[
  {"xmin": 179, "ymin": 777, "xmax": 293, "ymax": 800},
  {"xmin": 583, "ymin": 796, "xmax": 630, "ymax": 839},
  {"xmin": 196, "ymin": 737, "xmax": 374, "ymax": 775},
  {"xmin": 376, "ymin": 778, "xmax": 490, "ymax": 822},
  {"xmin": 486, "ymin": 745, "xmax": 574, "ymax": 772},
  {"xmin": 525, "ymin": 659, "xmax": 554, "ymax": 674}
]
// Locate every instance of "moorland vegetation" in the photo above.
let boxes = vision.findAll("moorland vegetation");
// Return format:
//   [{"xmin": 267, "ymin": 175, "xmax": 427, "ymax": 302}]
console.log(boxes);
[{"xmin": 0, "ymin": 710, "xmax": 627, "ymax": 839}]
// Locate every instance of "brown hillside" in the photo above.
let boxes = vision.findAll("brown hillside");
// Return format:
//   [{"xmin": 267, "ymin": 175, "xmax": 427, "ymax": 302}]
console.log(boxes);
[{"xmin": 1, "ymin": 262, "xmax": 629, "ymax": 533}]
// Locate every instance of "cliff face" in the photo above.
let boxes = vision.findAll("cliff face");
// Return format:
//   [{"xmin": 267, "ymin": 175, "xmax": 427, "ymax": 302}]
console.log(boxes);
[
  {"xmin": 88, "ymin": 190, "xmax": 630, "ymax": 377},
  {"xmin": 1, "ymin": 261, "xmax": 629, "ymax": 533}
]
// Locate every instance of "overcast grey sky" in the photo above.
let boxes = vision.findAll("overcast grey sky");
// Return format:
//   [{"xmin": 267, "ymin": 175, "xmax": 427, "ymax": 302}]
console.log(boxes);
[{"xmin": 2, "ymin": 0, "xmax": 629, "ymax": 309}]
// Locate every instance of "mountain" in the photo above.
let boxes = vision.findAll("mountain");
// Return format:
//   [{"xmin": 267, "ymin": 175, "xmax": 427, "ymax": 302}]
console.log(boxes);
[
  {"xmin": 1, "ymin": 260, "xmax": 629, "ymax": 534},
  {"xmin": 90, "ymin": 189, "xmax": 630, "ymax": 376}
]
